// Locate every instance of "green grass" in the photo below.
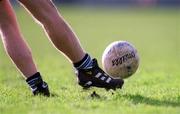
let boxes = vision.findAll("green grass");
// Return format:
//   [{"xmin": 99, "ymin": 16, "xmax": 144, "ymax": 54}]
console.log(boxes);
[{"xmin": 0, "ymin": 6, "xmax": 180, "ymax": 114}]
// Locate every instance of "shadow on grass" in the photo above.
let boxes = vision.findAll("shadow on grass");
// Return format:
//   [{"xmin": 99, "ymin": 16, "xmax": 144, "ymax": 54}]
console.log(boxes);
[
  {"xmin": 122, "ymin": 94, "xmax": 180, "ymax": 107},
  {"xmin": 50, "ymin": 93, "xmax": 59, "ymax": 97}
]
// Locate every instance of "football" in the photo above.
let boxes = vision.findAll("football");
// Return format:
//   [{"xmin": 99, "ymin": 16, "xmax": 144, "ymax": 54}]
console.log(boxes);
[{"xmin": 102, "ymin": 41, "xmax": 140, "ymax": 79}]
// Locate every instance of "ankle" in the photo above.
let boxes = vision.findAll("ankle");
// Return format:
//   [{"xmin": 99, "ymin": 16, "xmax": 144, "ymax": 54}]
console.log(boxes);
[
  {"xmin": 73, "ymin": 53, "xmax": 93, "ymax": 70},
  {"xmin": 26, "ymin": 72, "xmax": 47, "ymax": 92}
]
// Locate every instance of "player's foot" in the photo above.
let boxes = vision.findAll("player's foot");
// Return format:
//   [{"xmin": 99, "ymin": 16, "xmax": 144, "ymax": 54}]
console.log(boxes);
[
  {"xmin": 26, "ymin": 72, "xmax": 50, "ymax": 97},
  {"xmin": 75, "ymin": 59, "xmax": 124, "ymax": 90},
  {"xmin": 32, "ymin": 81, "xmax": 50, "ymax": 97}
]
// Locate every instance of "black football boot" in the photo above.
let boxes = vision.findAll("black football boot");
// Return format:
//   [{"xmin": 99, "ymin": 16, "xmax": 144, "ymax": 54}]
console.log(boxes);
[
  {"xmin": 75, "ymin": 59, "xmax": 124, "ymax": 90},
  {"xmin": 32, "ymin": 81, "xmax": 50, "ymax": 97}
]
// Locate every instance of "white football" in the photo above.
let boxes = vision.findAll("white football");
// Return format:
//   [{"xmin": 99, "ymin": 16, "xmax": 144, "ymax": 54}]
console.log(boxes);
[{"xmin": 102, "ymin": 41, "xmax": 139, "ymax": 79}]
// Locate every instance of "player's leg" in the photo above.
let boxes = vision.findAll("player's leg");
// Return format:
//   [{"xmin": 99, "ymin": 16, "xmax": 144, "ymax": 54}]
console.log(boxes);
[
  {"xmin": 0, "ymin": 0, "xmax": 37, "ymax": 78},
  {"xmin": 18, "ymin": 0, "xmax": 85, "ymax": 63},
  {"xmin": 0, "ymin": 0, "xmax": 49, "ymax": 96},
  {"xmin": 18, "ymin": 0, "xmax": 124, "ymax": 90}
]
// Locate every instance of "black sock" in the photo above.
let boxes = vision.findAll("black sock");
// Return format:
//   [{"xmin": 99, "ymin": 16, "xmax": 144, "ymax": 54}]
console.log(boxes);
[
  {"xmin": 73, "ymin": 53, "xmax": 93, "ymax": 70},
  {"xmin": 26, "ymin": 72, "xmax": 44, "ymax": 91}
]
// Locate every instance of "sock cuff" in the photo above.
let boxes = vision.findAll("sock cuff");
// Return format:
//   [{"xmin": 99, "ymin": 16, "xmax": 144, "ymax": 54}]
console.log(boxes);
[
  {"xmin": 73, "ymin": 53, "xmax": 93, "ymax": 70},
  {"xmin": 26, "ymin": 72, "xmax": 42, "ymax": 82},
  {"xmin": 73, "ymin": 53, "xmax": 89, "ymax": 67}
]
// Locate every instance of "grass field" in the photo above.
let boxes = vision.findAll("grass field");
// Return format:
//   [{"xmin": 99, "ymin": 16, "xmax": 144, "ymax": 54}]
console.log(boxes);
[{"xmin": 0, "ymin": 6, "xmax": 180, "ymax": 114}]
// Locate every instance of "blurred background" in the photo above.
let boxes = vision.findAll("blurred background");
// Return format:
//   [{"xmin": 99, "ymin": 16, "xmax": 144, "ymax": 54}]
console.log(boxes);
[
  {"xmin": 11, "ymin": 0, "xmax": 180, "ymax": 7},
  {"xmin": 56, "ymin": 0, "xmax": 180, "ymax": 7},
  {"xmin": 2, "ymin": 0, "xmax": 179, "ymax": 74},
  {"xmin": 6, "ymin": 0, "xmax": 180, "ymax": 68},
  {"xmin": 0, "ymin": 1, "xmax": 179, "ymax": 114}
]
